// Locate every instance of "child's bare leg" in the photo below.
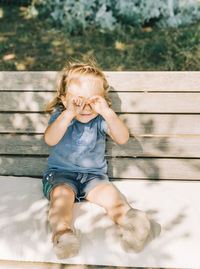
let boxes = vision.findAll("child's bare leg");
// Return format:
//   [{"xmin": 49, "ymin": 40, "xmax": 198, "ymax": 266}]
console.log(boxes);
[
  {"xmin": 85, "ymin": 183, "xmax": 150, "ymax": 253},
  {"xmin": 49, "ymin": 185, "xmax": 75, "ymax": 233},
  {"xmin": 86, "ymin": 183, "xmax": 131, "ymax": 225},
  {"xmin": 49, "ymin": 185, "xmax": 80, "ymax": 259}
]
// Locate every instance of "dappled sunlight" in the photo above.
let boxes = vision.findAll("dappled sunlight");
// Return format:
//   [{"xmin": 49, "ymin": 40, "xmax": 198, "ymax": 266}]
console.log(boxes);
[
  {"xmin": 25, "ymin": 56, "xmax": 35, "ymax": 66},
  {"xmin": 1, "ymin": 72, "xmax": 200, "ymax": 180},
  {"xmin": 19, "ymin": 6, "xmax": 38, "ymax": 20},
  {"xmin": 65, "ymin": 47, "xmax": 74, "ymax": 55},
  {"xmin": 3, "ymin": 54, "xmax": 16, "ymax": 61},
  {"xmin": 142, "ymin": 27, "xmax": 153, "ymax": 32},
  {"xmin": 113, "ymin": 179, "xmax": 200, "ymax": 265},
  {"xmin": 2, "ymin": 3, "xmax": 200, "ymax": 71},
  {"xmin": 2, "ymin": 91, "xmax": 54, "ymax": 111},
  {"xmin": 32, "ymin": 72, "xmax": 57, "ymax": 91},
  {"xmin": 9, "ymin": 114, "xmax": 24, "ymax": 129},
  {"xmin": 0, "ymin": 71, "xmax": 200, "ymax": 267},
  {"xmin": 164, "ymin": 211, "xmax": 186, "ymax": 231},
  {"xmin": 64, "ymin": 179, "xmax": 200, "ymax": 267},
  {"xmin": 12, "ymin": 113, "xmax": 46, "ymax": 132},
  {"xmin": 110, "ymin": 92, "xmax": 137, "ymax": 112},
  {"xmin": 0, "ymin": 72, "xmax": 57, "ymax": 91},
  {"xmin": 0, "ymin": 1, "xmax": 200, "ymax": 266},
  {"xmin": 107, "ymin": 90, "xmax": 162, "ymax": 180},
  {"xmin": 15, "ymin": 62, "xmax": 26, "ymax": 71},
  {"xmin": 0, "ymin": 8, "xmax": 3, "ymax": 19},
  {"xmin": 0, "ymin": 72, "xmax": 56, "ymax": 176},
  {"xmin": 108, "ymin": 157, "xmax": 161, "ymax": 180},
  {"xmin": 0, "ymin": 176, "xmax": 51, "ymax": 258},
  {"xmin": 107, "ymin": 85, "xmax": 200, "ymax": 181},
  {"xmin": 0, "ymin": 113, "xmax": 48, "ymax": 134},
  {"xmin": 52, "ymin": 40, "xmax": 63, "ymax": 47},
  {"xmin": 115, "ymin": 41, "xmax": 126, "ymax": 50},
  {"xmin": 0, "ymin": 36, "xmax": 7, "ymax": 42}
]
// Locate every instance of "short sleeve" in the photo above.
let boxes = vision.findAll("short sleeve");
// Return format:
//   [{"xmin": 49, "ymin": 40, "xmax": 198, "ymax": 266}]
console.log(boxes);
[
  {"xmin": 48, "ymin": 112, "xmax": 61, "ymax": 126},
  {"xmin": 98, "ymin": 115, "xmax": 108, "ymax": 135}
]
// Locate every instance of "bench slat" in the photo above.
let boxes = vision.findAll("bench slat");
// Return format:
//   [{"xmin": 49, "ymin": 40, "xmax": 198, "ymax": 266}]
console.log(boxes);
[
  {"xmin": 1, "ymin": 156, "xmax": 200, "ymax": 180},
  {"xmin": 0, "ymin": 260, "xmax": 133, "ymax": 269},
  {"xmin": 1, "ymin": 71, "xmax": 200, "ymax": 92},
  {"xmin": 1, "ymin": 134, "xmax": 200, "ymax": 158},
  {"xmin": 2, "ymin": 92, "xmax": 200, "ymax": 113},
  {"xmin": 1, "ymin": 71, "xmax": 200, "ymax": 182},
  {"xmin": 1, "ymin": 113, "xmax": 200, "ymax": 135}
]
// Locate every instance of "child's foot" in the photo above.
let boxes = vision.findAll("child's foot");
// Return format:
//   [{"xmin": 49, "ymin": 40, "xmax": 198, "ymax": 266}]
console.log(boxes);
[
  {"xmin": 52, "ymin": 228, "xmax": 80, "ymax": 259},
  {"xmin": 120, "ymin": 208, "xmax": 150, "ymax": 253}
]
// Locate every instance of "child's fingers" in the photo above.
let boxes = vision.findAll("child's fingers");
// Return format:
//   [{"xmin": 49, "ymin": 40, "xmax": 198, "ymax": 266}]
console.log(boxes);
[
  {"xmin": 71, "ymin": 97, "xmax": 78, "ymax": 105},
  {"xmin": 77, "ymin": 96, "xmax": 85, "ymax": 107},
  {"xmin": 73, "ymin": 97, "xmax": 85, "ymax": 111},
  {"xmin": 80, "ymin": 101, "xmax": 86, "ymax": 110},
  {"xmin": 72, "ymin": 97, "xmax": 80, "ymax": 106},
  {"xmin": 89, "ymin": 96, "xmax": 99, "ymax": 103},
  {"xmin": 67, "ymin": 96, "xmax": 75, "ymax": 105},
  {"xmin": 75, "ymin": 97, "xmax": 80, "ymax": 106},
  {"xmin": 89, "ymin": 95, "xmax": 99, "ymax": 100}
]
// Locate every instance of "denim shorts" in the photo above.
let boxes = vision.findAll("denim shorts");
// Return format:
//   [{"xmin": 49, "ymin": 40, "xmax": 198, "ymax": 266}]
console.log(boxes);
[{"xmin": 42, "ymin": 170, "xmax": 111, "ymax": 202}]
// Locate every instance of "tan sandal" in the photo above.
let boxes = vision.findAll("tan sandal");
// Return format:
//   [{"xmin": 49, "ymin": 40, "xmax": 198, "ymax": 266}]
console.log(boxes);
[
  {"xmin": 52, "ymin": 228, "xmax": 80, "ymax": 259},
  {"xmin": 120, "ymin": 208, "xmax": 150, "ymax": 253}
]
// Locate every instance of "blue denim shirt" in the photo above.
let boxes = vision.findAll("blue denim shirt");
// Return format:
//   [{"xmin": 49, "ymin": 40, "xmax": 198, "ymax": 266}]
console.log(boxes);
[{"xmin": 44, "ymin": 113, "xmax": 108, "ymax": 176}]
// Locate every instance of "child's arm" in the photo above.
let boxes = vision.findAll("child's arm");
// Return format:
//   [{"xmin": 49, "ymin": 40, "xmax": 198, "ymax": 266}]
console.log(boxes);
[
  {"xmin": 44, "ymin": 110, "xmax": 74, "ymax": 146},
  {"xmin": 44, "ymin": 97, "xmax": 85, "ymax": 146},
  {"xmin": 89, "ymin": 96, "xmax": 129, "ymax": 144},
  {"xmin": 101, "ymin": 108, "xmax": 129, "ymax": 144}
]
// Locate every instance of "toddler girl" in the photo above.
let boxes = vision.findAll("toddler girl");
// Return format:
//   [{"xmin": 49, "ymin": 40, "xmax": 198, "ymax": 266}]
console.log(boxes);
[{"xmin": 43, "ymin": 62, "xmax": 150, "ymax": 259}]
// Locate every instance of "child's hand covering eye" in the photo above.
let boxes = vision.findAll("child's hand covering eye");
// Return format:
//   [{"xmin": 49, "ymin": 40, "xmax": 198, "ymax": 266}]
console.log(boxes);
[
  {"xmin": 89, "ymin": 95, "xmax": 109, "ymax": 115},
  {"xmin": 67, "ymin": 96, "xmax": 86, "ymax": 116}
]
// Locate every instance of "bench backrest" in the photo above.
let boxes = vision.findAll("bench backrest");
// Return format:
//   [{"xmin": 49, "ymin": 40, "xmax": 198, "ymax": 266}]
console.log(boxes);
[{"xmin": 1, "ymin": 71, "xmax": 200, "ymax": 181}]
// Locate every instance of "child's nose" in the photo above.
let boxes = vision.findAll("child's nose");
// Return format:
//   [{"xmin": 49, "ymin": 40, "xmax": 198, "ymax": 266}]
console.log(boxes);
[{"xmin": 83, "ymin": 103, "xmax": 91, "ymax": 111}]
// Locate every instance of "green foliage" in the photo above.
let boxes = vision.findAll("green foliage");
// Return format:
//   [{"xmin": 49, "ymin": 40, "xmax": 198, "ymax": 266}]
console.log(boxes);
[
  {"xmin": 113, "ymin": 0, "xmax": 166, "ymax": 26},
  {"xmin": 1, "ymin": 5, "xmax": 200, "ymax": 71},
  {"xmin": 30, "ymin": 0, "xmax": 200, "ymax": 32},
  {"xmin": 158, "ymin": 0, "xmax": 200, "ymax": 27},
  {"xmin": 113, "ymin": 0, "xmax": 200, "ymax": 28},
  {"xmin": 33, "ymin": 0, "xmax": 116, "ymax": 32},
  {"xmin": 0, "ymin": 41, "xmax": 9, "ymax": 54}
]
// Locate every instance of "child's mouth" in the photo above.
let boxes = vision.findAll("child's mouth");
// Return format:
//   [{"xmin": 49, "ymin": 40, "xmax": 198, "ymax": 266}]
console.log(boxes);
[{"xmin": 80, "ymin": 113, "xmax": 92, "ymax": 116}]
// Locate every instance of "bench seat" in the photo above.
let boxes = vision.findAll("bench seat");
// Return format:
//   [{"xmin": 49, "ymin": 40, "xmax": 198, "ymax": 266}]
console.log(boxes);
[
  {"xmin": 1, "ymin": 71, "xmax": 200, "ymax": 268},
  {"xmin": 0, "ymin": 175, "xmax": 200, "ymax": 268}
]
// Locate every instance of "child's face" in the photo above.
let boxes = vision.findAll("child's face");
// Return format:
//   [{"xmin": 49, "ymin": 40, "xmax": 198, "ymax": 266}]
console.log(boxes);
[{"xmin": 64, "ymin": 75, "xmax": 105, "ymax": 123}]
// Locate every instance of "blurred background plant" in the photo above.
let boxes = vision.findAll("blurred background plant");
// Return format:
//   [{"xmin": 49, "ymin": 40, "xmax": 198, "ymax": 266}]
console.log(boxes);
[
  {"xmin": 1, "ymin": 0, "xmax": 200, "ymax": 70},
  {"xmin": 28, "ymin": 0, "xmax": 200, "ymax": 32}
]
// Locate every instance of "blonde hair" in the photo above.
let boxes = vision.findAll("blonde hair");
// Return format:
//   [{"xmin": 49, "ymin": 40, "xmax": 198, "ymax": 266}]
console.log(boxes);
[{"xmin": 45, "ymin": 62, "xmax": 111, "ymax": 114}]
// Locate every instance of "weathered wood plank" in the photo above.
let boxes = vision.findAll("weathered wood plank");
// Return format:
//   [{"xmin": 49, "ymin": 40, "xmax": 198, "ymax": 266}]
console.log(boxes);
[
  {"xmin": 2, "ymin": 91, "xmax": 200, "ymax": 113},
  {"xmin": 1, "ymin": 113, "xmax": 200, "ymax": 135},
  {"xmin": 0, "ymin": 260, "xmax": 141, "ymax": 269},
  {"xmin": 0, "ymin": 113, "xmax": 48, "ymax": 133},
  {"xmin": 1, "ymin": 134, "xmax": 200, "ymax": 158},
  {"xmin": 1, "ymin": 156, "xmax": 200, "ymax": 180},
  {"xmin": 108, "ymin": 71, "xmax": 200, "ymax": 92},
  {"xmin": 0, "ymin": 72, "xmax": 57, "ymax": 91},
  {"xmin": 1, "ymin": 71, "xmax": 200, "ymax": 92}
]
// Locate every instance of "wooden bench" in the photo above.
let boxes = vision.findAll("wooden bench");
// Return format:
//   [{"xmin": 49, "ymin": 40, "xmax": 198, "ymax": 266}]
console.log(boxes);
[{"xmin": 0, "ymin": 71, "xmax": 200, "ymax": 269}]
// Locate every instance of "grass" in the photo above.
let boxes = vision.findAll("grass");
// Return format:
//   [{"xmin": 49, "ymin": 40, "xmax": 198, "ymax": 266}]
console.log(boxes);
[{"xmin": 1, "ymin": 5, "xmax": 200, "ymax": 71}]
